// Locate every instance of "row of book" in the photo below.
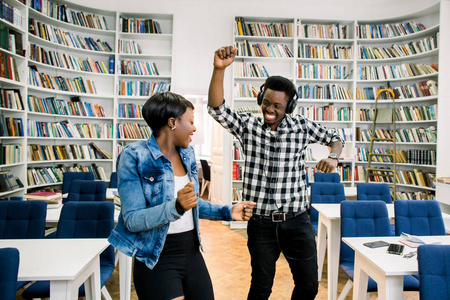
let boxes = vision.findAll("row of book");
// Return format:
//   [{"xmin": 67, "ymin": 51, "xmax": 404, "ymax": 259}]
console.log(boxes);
[
  {"xmin": 233, "ymin": 83, "xmax": 258, "ymax": 98},
  {"xmin": 232, "ymin": 162, "xmax": 244, "ymax": 181},
  {"xmin": 357, "ymin": 63, "xmax": 438, "ymax": 81},
  {"xmin": 117, "ymin": 123, "xmax": 151, "ymax": 140},
  {"xmin": 0, "ymin": 53, "xmax": 20, "ymax": 81},
  {"xmin": 297, "ymin": 84, "xmax": 354, "ymax": 100},
  {"xmin": 0, "ymin": 23, "xmax": 24, "ymax": 56},
  {"xmin": 118, "ymin": 39, "xmax": 143, "ymax": 54},
  {"xmin": 331, "ymin": 127, "xmax": 353, "ymax": 142},
  {"xmin": 298, "ymin": 43, "xmax": 354, "ymax": 60},
  {"xmin": 28, "ymin": 142, "xmax": 112, "ymax": 162},
  {"xmin": 235, "ymin": 17, "xmax": 294, "ymax": 37},
  {"xmin": 357, "ymin": 33, "xmax": 439, "ymax": 60},
  {"xmin": 29, "ymin": 44, "xmax": 110, "ymax": 74},
  {"xmin": 27, "ymin": 120, "xmax": 112, "ymax": 139},
  {"xmin": 0, "ymin": 1, "xmax": 24, "ymax": 28},
  {"xmin": 117, "ymin": 103, "xmax": 143, "ymax": 119},
  {"xmin": 355, "ymin": 147, "xmax": 436, "ymax": 165},
  {"xmin": 117, "ymin": 80, "xmax": 170, "ymax": 96},
  {"xmin": 355, "ymin": 80, "xmax": 438, "ymax": 100},
  {"xmin": 0, "ymin": 143, "xmax": 21, "ymax": 165},
  {"xmin": 396, "ymin": 169, "xmax": 435, "ymax": 188},
  {"xmin": 30, "ymin": 0, "xmax": 110, "ymax": 30},
  {"xmin": 234, "ymin": 62, "xmax": 269, "ymax": 78},
  {"xmin": 301, "ymin": 23, "xmax": 348, "ymax": 39},
  {"xmin": 336, "ymin": 165, "xmax": 352, "ymax": 181},
  {"xmin": 233, "ymin": 143, "xmax": 244, "ymax": 161},
  {"xmin": 119, "ymin": 59, "xmax": 160, "ymax": 76},
  {"xmin": 119, "ymin": 16, "xmax": 162, "ymax": 34},
  {"xmin": 27, "ymin": 95, "xmax": 107, "ymax": 118},
  {"xmin": 0, "ymin": 169, "xmax": 22, "ymax": 193},
  {"xmin": 0, "ymin": 114, "xmax": 22, "ymax": 137},
  {"xmin": 235, "ymin": 41, "xmax": 294, "ymax": 58},
  {"xmin": 29, "ymin": 18, "xmax": 114, "ymax": 53},
  {"xmin": 356, "ymin": 21, "xmax": 426, "ymax": 39},
  {"xmin": 395, "ymin": 191, "xmax": 435, "ymax": 200},
  {"xmin": 232, "ymin": 187, "xmax": 243, "ymax": 202},
  {"xmin": 354, "ymin": 105, "xmax": 436, "ymax": 122},
  {"xmin": 27, "ymin": 163, "xmax": 107, "ymax": 187},
  {"xmin": 0, "ymin": 88, "xmax": 23, "ymax": 110},
  {"xmin": 298, "ymin": 105, "xmax": 352, "ymax": 121},
  {"xmin": 297, "ymin": 64, "xmax": 348, "ymax": 80},
  {"xmin": 356, "ymin": 126, "xmax": 437, "ymax": 143},
  {"xmin": 29, "ymin": 67, "xmax": 97, "ymax": 94}
]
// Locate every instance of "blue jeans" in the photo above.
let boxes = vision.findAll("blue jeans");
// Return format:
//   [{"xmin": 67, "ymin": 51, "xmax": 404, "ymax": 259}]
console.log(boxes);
[{"xmin": 247, "ymin": 211, "xmax": 318, "ymax": 300}]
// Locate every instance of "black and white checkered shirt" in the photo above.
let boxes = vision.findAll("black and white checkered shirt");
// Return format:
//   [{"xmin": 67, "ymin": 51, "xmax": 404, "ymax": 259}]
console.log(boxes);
[{"xmin": 208, "ymin": 102, "xmax": 345, "ymax": 216}]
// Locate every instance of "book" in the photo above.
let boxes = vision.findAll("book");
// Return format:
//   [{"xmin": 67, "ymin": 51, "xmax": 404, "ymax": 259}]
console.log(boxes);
[
  {"xmin": 399, "ymin": 232, "xmax": 441, "ymax": 248},
  {"xmin": 23, "ymin": 191, "xmax": 63, "ymax": 203}
]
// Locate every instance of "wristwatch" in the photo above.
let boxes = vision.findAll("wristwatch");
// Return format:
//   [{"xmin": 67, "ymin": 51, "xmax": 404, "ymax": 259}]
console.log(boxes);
[{"xmin": 328, "ymin": 153, "xmax": 339, "ymax": 162}]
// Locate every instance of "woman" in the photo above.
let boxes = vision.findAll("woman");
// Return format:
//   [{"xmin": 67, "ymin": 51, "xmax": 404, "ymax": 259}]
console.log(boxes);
[{"xmin": 108, "ymin": 92, "xmax": 255, "ymax": 300}]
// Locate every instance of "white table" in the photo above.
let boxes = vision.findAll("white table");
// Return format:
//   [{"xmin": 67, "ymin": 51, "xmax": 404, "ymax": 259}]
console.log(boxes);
[
  {"xmin": 45, "ymin": 197, "xmax": 133, "ymax": 300},
  {"xmin": 343, "ymin": 236, "xmax": 450, "ymax": 300},
  {"xmin": 0, "ymin": 238, "xmax": 108, "ymax": 300},
  {"xmin": 313, "ymin": 203, "xmax": 394, "ymax": 300}
]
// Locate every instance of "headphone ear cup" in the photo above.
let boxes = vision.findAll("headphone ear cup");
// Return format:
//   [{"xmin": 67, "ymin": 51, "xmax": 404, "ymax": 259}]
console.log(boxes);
[{"xmin": 257, "ymin": 90, "xmax": 263, "ymax": 106}]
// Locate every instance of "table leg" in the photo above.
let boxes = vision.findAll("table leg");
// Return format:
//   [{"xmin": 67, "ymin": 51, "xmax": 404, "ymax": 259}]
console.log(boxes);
[
  {"xmin": 316, "ymin": 214, "xmax": 327, "ymax": 282},
  {"xmin": 353, "ymin": 253, "xmax": 369, "ymax": 300},
  {"xmin": 378, "ymin": 276, "xmax": 404, "ymax": 300},
  {"xmin": 327, "ymin": 219, "xmax": 341, "ymax": 300},
  {"xmin": 119, "ymin": 251, "xmax": 132, "ymax": 300}
]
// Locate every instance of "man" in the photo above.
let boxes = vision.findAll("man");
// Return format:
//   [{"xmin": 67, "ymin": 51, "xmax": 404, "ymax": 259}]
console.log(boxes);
[{"xmin": 208, "ymin": 45, "xmax": 344, "ymax": 299}]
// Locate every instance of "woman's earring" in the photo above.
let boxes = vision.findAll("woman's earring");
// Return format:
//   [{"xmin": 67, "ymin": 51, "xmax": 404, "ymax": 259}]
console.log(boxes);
[{"xmin": 171, "ymin": 126, "xmax": 176, "ymax": 131}]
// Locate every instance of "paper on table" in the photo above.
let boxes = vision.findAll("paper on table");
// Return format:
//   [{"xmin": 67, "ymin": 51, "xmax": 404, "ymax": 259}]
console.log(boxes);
[{"xmin": 399, "ymin": 232, "xmax": 442, "ymax": 248}]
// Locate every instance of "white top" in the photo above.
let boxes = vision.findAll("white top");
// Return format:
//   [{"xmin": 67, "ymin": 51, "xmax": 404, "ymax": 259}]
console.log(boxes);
[{"xmin": 168, "ymin": 174, "xmax": 195, "ymax": 234}]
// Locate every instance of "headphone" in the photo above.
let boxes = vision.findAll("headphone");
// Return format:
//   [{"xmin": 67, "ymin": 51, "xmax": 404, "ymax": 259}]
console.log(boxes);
[{"xmin": 257, "ymin": 81, "xmax": 298, "ymax": 114}]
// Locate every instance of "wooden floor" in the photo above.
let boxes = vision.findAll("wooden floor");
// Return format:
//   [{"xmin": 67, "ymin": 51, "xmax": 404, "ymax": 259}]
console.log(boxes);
[
  {"xmin": 101, "ymin": 219, "xmax": 420, "ymax": 300},
  {"xmin": 16, "ymin": 219, "xmax": 420, "ymax": 299}
]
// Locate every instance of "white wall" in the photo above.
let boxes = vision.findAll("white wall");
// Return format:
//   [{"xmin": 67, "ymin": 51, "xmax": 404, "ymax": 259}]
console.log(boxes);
[{"xmin": 69, "ymin": 0, "xmax": 439, "ymax": 96}]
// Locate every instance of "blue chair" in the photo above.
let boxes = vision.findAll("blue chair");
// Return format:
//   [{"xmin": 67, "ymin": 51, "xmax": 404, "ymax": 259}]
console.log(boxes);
[
  {"xmin": 61, "ymin": 171, "xmax": 95, "ymax": 194},
  {"xmin": 395, "ymin": 200, "xmax": 445, "ymax": 236},
  {"xmin": 314, "ymin": 172, "xmax": 340, "ymax": 183},
  {"xmin": 64, "ymin": 179, "xmax": 107, "ymax": 203},
  {"xmin": 310, "ymin": 182, "xmax": 345, "ymax": 234},
  {"xmin": 418, "ymin": 244, "xmax": 450, "ymax": 300},
  {"xmin": 22, "ymin": 202, "xmax": 115, "ymax": 299},
  {"xmin": 0, "ymin": 201, "xmax": 47, "ymax": 239},
  {"xmin": 200, "ymin": 159, "xmax": 211, "ymax": 200},
  {"xmin": 0, "ymin": 247, "xmax": 20, "ymax": 300},
  {"xmin": 109, "ymin": 171, "xmax": 118, "ymax": 188},
  {"xmin": 338, "ymin": 200, "xmax": 418, "ymax": 299},
  {"xmin": 357, "ymin": 183, "xmax": 392, "ymax": 203}
]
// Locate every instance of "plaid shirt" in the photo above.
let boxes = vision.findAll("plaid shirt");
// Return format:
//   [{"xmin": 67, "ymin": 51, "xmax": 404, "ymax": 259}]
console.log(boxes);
[{"xmin": 208, "ymin": 102, "xmax": 345, "ymax": 216}]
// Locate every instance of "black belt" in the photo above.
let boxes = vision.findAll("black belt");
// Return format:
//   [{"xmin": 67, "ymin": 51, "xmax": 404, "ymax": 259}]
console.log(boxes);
[{"xmin": 254, "ymin": 211, "xmax": 305, "ymax": 222}]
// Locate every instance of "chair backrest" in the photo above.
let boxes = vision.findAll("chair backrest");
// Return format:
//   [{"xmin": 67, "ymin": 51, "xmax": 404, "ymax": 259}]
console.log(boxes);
[
  {"xmin": 109, "ymin": 172, "xmax": 118, "ymax": 188},
  {"xmin": 310, "ymin": 182, "xmax": 346, "ymax": 223},
  {"xmin": 340, "ymin": 200, "xmax": 391, "ymax": 264},
  {"xmin": 0, "ymin": 247, "xmax": 19, "ymax": 300},
  {"xmin": 200, "ymin": 159, "xmax": 211, "ymax": 181},
  {"xmin": 314, "ymin": 172, "xmax": 341, "ymax": 183},
  {"xmin": 62, "ymin": 172, "xmax": 95, "ymax": 194},
  {"xmin": 56, "ymin": 202, "xmax": 115, "ymax": 284},
  {"xmin": 0, "ymin": 201, "xmax": 47, "ymax": 239},
  {"xmin": 418, "ymin": 244, "xmax": 450, "ymax": 300},
  {"xmin": 64, "ymin": 180, "xmax": 107, "ymax": 203},
  {"xmin": 394, "ymin": 200, "xmax": 445, "ymax": 236},
  {"xmin": 357, "ymin": 183, "xmax": 392, "ymax": 203}
]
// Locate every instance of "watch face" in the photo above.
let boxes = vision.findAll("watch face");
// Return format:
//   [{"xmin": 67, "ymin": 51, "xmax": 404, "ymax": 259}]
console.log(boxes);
[{"xmin": 328, "ymin": 153, "xmax": 338, "ymax": 159}]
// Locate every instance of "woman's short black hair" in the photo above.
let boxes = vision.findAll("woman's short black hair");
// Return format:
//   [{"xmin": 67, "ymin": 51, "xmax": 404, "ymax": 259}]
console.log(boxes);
[
  {"xmin": 263, "ymin": 76, "xmax": 297, "ymax": 102},
  {"xmin": 142, "ymin": 92, "xmax": 194, "ymax": 137}
]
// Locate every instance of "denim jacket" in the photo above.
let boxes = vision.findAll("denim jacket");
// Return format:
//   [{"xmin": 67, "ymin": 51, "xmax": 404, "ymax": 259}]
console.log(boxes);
[{"xmin": 108, "ymin": 135, "xmax": 233, "ymax": 269}]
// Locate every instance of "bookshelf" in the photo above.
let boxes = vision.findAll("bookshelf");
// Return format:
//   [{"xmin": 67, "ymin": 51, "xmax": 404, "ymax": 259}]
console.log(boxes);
[
  {"xmin": 227, "ymin": 4, "xmax": 439, "ymax": 218},
  {"xmin": 0, "ymin": 0, "xmax": 173, "ymax": 199}
]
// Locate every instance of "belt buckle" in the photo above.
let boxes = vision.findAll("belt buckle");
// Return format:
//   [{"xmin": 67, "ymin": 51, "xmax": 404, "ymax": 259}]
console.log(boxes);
[{"xmin": 271, "ymin": 212, "xmax": 286, "ymax": 222}]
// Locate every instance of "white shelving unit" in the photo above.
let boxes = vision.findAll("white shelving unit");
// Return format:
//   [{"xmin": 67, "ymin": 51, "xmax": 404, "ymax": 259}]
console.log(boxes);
[
  {"xmin": 0, "ymin": 0, "xmax": 173, "ymax": 198},
  {"xmin": 226, "ymin": 4, "xmax": 439, "ymax": 221}
]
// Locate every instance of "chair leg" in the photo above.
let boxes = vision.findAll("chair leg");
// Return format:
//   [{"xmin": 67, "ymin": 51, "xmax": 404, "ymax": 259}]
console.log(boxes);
[
  {"xmin": 200, "ymin": 180, "xmax": 207, "ymax": 197},
  {"xmin": 207, "ymin": 181, "xmax": 211, "ymax": 200},
  {"xmin": 102, "ymin": 286, "xmax": 113, "ymax": 300},
  {"xmin": 337, "ymin": 279, "xmax": 353, "ymax": 300}
]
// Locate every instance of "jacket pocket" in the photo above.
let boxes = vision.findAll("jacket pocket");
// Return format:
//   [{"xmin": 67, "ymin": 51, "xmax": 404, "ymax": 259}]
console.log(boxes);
[{"xmin": 142, "ymin": 173, "xmax": 164, "ymax": 205}]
